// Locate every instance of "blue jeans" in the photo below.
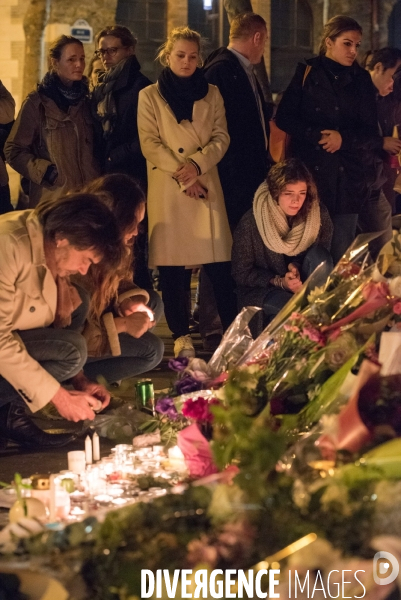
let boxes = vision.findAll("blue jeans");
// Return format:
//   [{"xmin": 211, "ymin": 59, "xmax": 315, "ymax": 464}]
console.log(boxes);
[
  {"xmin": 0, "ymin": 317, "xmax": 88, "ymax": 409},
  {"xmin": 83, "ymin": 289, "xmax": 164, "ymax": 383},
  {"xmin": 263, "ymin": 245, "xmax": 333, "ymax": 319}
]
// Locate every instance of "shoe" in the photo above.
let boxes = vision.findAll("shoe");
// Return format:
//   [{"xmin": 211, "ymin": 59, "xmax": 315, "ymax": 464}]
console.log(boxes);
[
  {"xmin": 174, "ymin": 335, "xmax": 195, "ymax": 358},
  {"xmin": 0, "ymin": 404, "xmax": 77, "ymax": 449},
  {"xmin": 202, "ymin": 333, "xmax": 223, "ymax": 353}
]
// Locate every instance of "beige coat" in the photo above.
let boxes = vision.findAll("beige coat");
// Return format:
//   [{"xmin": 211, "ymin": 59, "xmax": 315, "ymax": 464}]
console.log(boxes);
[
  {"xmin": 5, "ymin": 91, "xmax": 100, "ymax": 207},
  {"xmin": 0, "ymin": 210, "xmax": 61, "ymax": 411},
  {"xmin": 137, "ymin": 83, "xmax": 232, "ymax": 267}
]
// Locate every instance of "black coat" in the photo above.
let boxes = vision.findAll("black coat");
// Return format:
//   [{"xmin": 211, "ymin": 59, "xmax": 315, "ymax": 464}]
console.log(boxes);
[
  {"xmin": 203, "ymin": 48, "xmax": 272, "ymax": 230},
  {"xmin": 96, "ymin": 56, "xmax": 152, "ymax": 185},
  {"xmin": 276, "ymin": 56, "xmax": 380, "ymax": 215}
]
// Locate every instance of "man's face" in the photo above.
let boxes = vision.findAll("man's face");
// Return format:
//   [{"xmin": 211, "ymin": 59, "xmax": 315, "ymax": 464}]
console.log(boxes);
[
  {"xmin": 97, "ymin": 35, "xmax": 134, "ymax": 70},
  {"xmin": 371, "ymin": 60, "xmax": 401, "ymax": 96},
  {"xmin": 54, "ymin": 239, "xmax": 101, "ymax": 277}
]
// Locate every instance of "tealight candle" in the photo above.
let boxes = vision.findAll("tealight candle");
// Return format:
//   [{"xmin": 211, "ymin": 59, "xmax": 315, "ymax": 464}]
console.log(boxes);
[
  {"xmin": 67, "ymin": 450, "xmax": 86, "ymax": 474},
  {"xmin": 167, "ymin": 446, "xmax": 187, "ymax": 472}
]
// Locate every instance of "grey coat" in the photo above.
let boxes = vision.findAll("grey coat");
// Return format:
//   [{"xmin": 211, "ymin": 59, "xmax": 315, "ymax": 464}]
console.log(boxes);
[{"xmin": 232, "ymin": 203, "xmax": 333, "ymax": 318}]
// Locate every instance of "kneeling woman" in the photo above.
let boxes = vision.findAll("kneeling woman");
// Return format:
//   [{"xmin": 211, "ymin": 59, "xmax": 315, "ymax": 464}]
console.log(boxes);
[{"xmin": 232, "ymin": 159, "xmax": 333, "ymax": 335}]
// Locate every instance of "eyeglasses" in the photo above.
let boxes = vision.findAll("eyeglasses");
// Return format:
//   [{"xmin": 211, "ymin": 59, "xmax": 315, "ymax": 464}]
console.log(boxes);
[{"xmin": 94, "ymin": 47, "xmax": 124, "ymax": 58}]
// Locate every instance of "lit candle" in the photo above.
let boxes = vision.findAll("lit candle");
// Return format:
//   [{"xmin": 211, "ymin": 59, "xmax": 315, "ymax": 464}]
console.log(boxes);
[
  {"xmin": 168, "ymin": 446, "xmax": 187, "ymax": 472},
  {"xmin": 92, "ymin": 432, "xmax": 100, "ymax": 462},
  {"xmin": 85, "ymin": 435, "xmax": 93, "ymax": 465}
]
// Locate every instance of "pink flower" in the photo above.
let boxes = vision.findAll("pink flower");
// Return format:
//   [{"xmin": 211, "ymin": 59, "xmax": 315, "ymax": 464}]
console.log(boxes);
[
  {"xmin": 182, "ymin": 397, "xmax": 219, "ymax": 423},
  {"xmin": 302, "ymin": 326, "xmax": 325, "ymax": 346},
  {"xmin": 393, "ymin": 302, "xmax": 401, "ymax": 315},
  {"xmin": 284, "ymin": 324, "xmax": 300, "ymax": 333}
]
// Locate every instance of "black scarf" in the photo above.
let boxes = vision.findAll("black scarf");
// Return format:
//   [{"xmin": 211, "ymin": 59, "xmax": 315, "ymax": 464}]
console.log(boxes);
[
  {"xmin": 92, "ymin": 55, "xmax": 141, "ymax": 138},
  {"xmin": 38, "ymin": 72, "xmax": 88, "ymax": 112},
  {"xmin": 157, "ymin": 67, "xmax": 209, "ymax": 123}
]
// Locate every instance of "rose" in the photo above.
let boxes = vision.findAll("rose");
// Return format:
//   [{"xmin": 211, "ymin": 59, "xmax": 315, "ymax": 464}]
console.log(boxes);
[
  {"xmin": 325, "ymin": 332, "xmax": 358, "ymax": 369},
  {"xmin": 302, "ymin": 326, "xmax": 325, "ymax": 346},
  {"xmin": 175, "ymin": 375, "xmax": 203, "ymax": 395},
  {"xmin": 155, "ymin": 397, "xmax": 180, "ymax": 421},
  {"xmin": 168, "ymin": 356, "xmax": 189, "ymax": 372},
  {"xmin": 393, "ymin": 301, "xmax": 401, "ymax": 315},
  {"xmin": 182, "ymin": 397, "xmax": 220, "ymax": 423}
]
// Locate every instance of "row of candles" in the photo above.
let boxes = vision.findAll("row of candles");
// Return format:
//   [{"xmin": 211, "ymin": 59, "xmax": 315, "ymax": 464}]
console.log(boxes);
[{"xmin": 27, "ymin": 440, "xmax": 187, "ymax": 524}]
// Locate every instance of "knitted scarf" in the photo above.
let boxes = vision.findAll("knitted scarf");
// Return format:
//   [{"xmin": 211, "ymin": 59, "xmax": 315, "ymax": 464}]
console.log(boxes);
[
  {"xmin": 253, "ymin": 181, "xmax": 321, "ymax": 256},
  {"xmin": 93, "ymin": 55, "xmax": 138, "ymax": 139},
  {"xmin": 157, "ymin": 67, "xmax": 209, "ymax": 123},
  {"xmin": 38, "ymin": 72, "xmax": 88, "ymax": 113}
]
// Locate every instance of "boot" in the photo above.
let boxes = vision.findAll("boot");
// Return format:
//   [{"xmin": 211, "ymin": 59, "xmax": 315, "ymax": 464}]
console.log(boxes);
[{"xmin": 0, "ymin": 403, "xmax": 77, "ymax": 448}]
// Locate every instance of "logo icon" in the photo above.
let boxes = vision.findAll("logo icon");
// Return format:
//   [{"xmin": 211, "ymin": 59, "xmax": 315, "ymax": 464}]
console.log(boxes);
[{"xmin": 373, "ymin": 551, "xmax": 399, "ymax": 585}]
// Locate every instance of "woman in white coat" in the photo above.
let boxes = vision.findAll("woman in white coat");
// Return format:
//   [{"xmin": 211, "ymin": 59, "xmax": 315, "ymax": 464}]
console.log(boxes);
[{"xmin": 138, "ymin": 26, "xmax": 236, "ymax": 357}]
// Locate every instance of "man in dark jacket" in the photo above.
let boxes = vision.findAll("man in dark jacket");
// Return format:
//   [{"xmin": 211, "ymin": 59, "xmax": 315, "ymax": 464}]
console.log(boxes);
[
  {"xmin": 93, "ymin": 25, "xmax": 151, "ymax": 184},
  {"xmin": 203, "ymin": 12, "xmax": 271, "ymax": 231},
  {"xmin": 93, "ymin": 25, "xmax": 153, "ymax": 290},
  {"xmin": 358, "ymin": 47, "xmax": 401, "ymax": 257}
]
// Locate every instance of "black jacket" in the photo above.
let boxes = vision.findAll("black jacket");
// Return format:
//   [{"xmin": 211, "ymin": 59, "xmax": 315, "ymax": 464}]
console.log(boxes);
[
  {"xmin": 203, "ymin": 48, "xmax": 271, "ymax": 230},
  {"xmin": 96, "ymin": 56, "xmax": 152, "ymax": 185},
  {"xmin": 276, "ymin": 56, "xmax": 380, "ymax": 215}
]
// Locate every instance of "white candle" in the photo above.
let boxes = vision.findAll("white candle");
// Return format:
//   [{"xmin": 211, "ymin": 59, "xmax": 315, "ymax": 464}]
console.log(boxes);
[
  {"xmin": 85, "ymin": 435, "xmax": 93, "ymax": 465},
  {"xmin": 67, "ymin": 450, "xmax": 86, "ymax": 474},
  {"xmin": 92, "ymin": 432, "xmax": 100, "ymax": 462}
]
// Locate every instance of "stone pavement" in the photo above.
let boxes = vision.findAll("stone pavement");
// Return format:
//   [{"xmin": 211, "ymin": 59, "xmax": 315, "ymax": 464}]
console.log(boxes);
[{"xmin": 0, "ymin": 290, "xmax": 212, "ymax": 484}]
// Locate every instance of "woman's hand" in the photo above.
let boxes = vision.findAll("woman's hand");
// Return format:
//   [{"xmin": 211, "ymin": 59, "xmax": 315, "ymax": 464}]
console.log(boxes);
[
  {"xmin": 185, "ymin": 182, "xmax": 208, "ymax": 200},
  {"xmin": 173, "ymin": 162, "xmax": 198, "ymax": 185},
  {"xmin": 319, "ymin": 130, "xmax": 342, "ymax": 153},
  {"xmin": 283, "ymin": 270, "xmax": 303, "ymax": 293},
  {"xmin": 115, "ymin": 312, "xmax": 151, "ymax": 338},
  {"xmin": 119, "ymin": 296, "xmax": 155, "ymax": 323}
]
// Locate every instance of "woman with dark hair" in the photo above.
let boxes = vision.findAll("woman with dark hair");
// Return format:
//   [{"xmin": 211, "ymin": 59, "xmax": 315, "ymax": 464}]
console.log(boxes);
[
  {"xmin": 276, "ymin": 16, "xmax": 378, "ymax": 264},
  {"xmin": 5, "ymin": 35, "xmax": 99, "ymax": 207},
  {"xmin": 0, "ymin": 194, "xmax": 124, "ymax": 448},
  {"xmin": 77, "ymin": 174, "xmax": 164, "ymax": 384},
  {"xmin": 232, "ymin": 159, "xmax": 333, "ymax": 335}
]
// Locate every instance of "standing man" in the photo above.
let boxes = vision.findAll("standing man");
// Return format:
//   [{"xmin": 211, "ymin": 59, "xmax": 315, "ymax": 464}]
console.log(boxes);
[
  {"xmin": 203, "ymin": 12, "xmax": 271, "ymax": 231},
  {"xmin": 358, "ymin": 47, "xmax": 401, "ymax": 257},
  {"xmin": 93, "ymin": 25, "xmax": 152, "ymax": 183},
  {"xmin": 93, "ymin": 25, "xmax": 153, "ymax": 290}
]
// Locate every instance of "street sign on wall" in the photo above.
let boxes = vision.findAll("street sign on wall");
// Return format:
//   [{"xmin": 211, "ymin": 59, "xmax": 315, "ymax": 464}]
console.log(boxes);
[{"xmin": 71, "ymin": 19, "xmax": 93, "ymax": 43}]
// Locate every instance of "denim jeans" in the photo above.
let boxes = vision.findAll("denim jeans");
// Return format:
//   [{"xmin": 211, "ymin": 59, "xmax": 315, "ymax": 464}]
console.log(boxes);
[
  {"xmin": 263, "ymin": 245, "xmax": 333, "ymax": 319},
  {"xmin": 83, "ymin": 289, "xmax": 164, "ymax": 384},
  {"xmin": 0, "ymin": 327, "xmax": 88, "ymax": 409}
]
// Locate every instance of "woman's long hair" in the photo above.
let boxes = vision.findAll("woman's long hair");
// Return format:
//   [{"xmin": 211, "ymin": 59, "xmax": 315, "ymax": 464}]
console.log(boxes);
[
  {"xmin": 266, "ymin": 158, "xmax": 319, "ymax": 220},
  {"xmin": 80, "ymin": 174, "xmax": 146, "ymax": 320}
]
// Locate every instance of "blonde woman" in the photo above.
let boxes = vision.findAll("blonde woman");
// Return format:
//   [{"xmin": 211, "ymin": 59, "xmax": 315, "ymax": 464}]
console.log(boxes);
[{"xmin": 138, "ymin": 26, "xmax": 236, "ymax": 357}]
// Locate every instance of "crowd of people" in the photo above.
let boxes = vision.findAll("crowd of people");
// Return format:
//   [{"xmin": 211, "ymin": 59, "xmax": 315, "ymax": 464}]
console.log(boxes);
[{"xmin": 0, "ymin": 11, "xmax": 400, "ymax": 447}]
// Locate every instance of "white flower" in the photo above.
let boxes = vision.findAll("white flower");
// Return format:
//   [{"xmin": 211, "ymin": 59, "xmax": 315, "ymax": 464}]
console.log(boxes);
[
  {"xmin": 372, "ymin": 266, "xmax": 387, "ymax": 283},
  {"xmin": 389, "ymin": 276, "xmax": 401, "ymax": 298}
]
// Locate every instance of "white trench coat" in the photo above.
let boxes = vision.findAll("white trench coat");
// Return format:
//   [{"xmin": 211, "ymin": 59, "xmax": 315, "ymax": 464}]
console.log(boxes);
[{"xmin": 137, "ymin": 83, "xmax": 232, "ymax": 267}]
